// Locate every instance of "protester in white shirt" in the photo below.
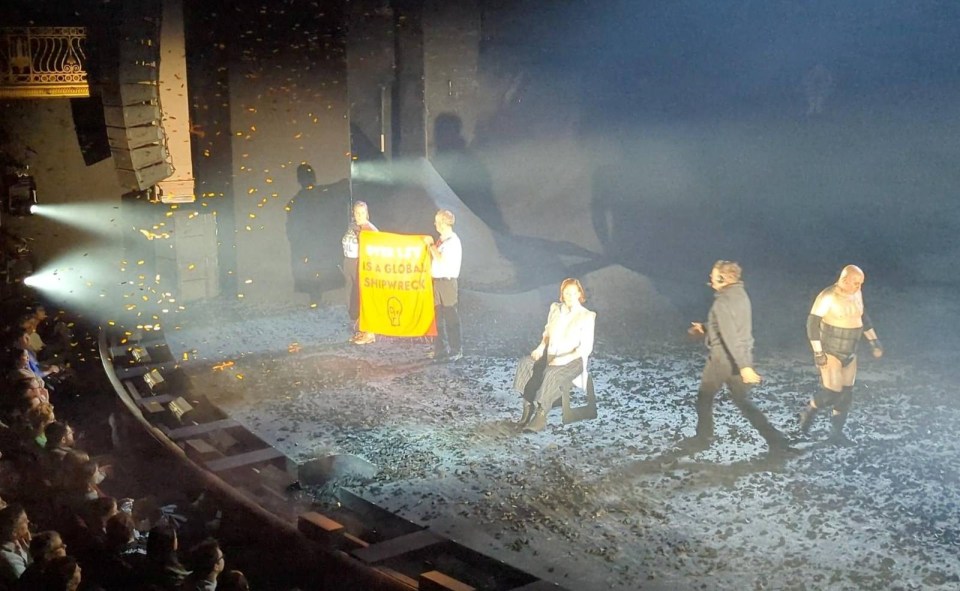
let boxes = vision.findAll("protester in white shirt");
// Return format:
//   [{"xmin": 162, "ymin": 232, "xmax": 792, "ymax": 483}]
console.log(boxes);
[{"xmin": 423, "ymin": 209, "xmax": 463, "ymax": 362}]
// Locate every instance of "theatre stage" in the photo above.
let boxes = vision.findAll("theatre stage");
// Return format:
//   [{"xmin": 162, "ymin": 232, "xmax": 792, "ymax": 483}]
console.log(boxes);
[{"xmin": 164, "ymin": 290, "xmax": 960, "ymax": 591}]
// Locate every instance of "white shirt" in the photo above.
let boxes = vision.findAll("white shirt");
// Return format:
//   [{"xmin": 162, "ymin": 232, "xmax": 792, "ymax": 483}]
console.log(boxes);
[
  {"xmin": 543, "ymin": 302, "xmax": 596, "ymax": 361},
  {"xmin": 0, "ymin": 540, "xmax": 30, "ymax": 583},
  {"xmin": 342, "ymin": 221, "xmax": 378, "ymax": 259},
  {"xmin": 431, "ymin": 232, "xmax": 462, "ymax": 279}
]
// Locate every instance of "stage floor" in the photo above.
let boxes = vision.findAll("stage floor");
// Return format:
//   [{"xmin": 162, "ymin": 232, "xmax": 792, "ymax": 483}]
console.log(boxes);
[{"xmin": 165, "ymin": 296, "xmax": 960, "ymax": 591}]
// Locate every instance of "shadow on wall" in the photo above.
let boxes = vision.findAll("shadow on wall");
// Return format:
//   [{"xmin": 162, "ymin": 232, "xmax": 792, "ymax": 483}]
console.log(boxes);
[
  {"xmin": 431, "ymin": 113, "xmax": 505, "ymax": 234},
  {"xmin": 285, "ymin": 163, "xmax": 352, "ymax": 300},
  {"xmin": 589, "ymin": 156, "xmax": 702, "ymax": 283},
  {"xmin": 432, "ymin": 112, "xmax": 610, "ymax": 292}
]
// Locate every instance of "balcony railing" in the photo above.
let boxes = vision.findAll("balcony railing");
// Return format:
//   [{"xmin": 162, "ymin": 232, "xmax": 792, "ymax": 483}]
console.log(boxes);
[{"xmin": 0, "ymin": 27, "xmax": 89, "ymax": 98}]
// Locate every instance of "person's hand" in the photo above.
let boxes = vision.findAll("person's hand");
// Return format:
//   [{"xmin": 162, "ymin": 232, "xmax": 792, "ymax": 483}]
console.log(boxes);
[
  {"xmin": 48, "ymin": 365, "xmax": 60, "ymax": 374},
  {"xmin": 531, "ymin": 347, "xmax": 543, "ymax": 361},
  {"xmin": 740, "ymin": 367, "xmax": 761, "ymax": 384},
  {"xmin": 687, "ymin": 322, "xmax": 704, "ymax": 337},
  {"xmin": 870, "ymin": 339, "xmax": 884, "ymax": 358},
  {"xmin": 422, "ymin": 236, "xmax": 435, "ymax": 246},
  {"xmin": 814, "ymin": 351, "xmax": 828, "ymax": 367}
]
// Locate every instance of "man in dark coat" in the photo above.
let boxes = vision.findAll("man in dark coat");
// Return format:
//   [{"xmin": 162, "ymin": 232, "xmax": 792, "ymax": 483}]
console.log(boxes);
[{"xmin": 679, "ymin": 260, "xmax": 792, "ymax": 455}]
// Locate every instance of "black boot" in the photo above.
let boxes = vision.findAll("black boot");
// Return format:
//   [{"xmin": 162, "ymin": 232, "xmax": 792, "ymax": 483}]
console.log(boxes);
[
  {"xmin": 766, "ymin": 431, "xmax": 801, "ymax": 458},
  {"xmin": 798, "ymin": 404, "xmax": 819, "ymax": 437},
  {"xmin": 676, "ymin": 435, "xmax": 713, "ymax": 453},
  {"xmin": 828, "ymin": 411, "xmax": 853, "ymax": 446},
  {"xmin": 523, "ymin": 406, "xmax": 548, "ymax": 433},
  {"xmin": 516, "ymin": 402, "xmax": 533, "ymax": 429}
]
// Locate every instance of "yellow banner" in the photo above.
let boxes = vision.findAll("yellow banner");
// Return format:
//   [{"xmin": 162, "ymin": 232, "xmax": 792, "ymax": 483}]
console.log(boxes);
[{"xmin": 358, "ymin": 232, "xmax": 435, "ymax": 337}]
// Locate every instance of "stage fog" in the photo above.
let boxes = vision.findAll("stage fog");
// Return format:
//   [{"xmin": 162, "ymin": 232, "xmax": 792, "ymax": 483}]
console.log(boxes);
[{"xmin": 2, "ymin": 1, "xmax": 960, "ymax": 590}]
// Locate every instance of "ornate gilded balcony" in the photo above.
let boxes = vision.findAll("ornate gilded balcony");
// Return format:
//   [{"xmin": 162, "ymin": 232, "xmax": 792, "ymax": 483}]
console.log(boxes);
[{"xmin": 0, "ymin": 27, "xmax": 89, "ymax": 99}]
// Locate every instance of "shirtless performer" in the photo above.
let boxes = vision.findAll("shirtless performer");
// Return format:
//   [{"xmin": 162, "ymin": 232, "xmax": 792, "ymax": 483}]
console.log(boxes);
[{"xmin": 800, "ymin": 265, "xmax": 883, "ymax": 444}]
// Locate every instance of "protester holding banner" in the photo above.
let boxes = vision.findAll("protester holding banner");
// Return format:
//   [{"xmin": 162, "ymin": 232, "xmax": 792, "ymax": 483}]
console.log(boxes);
[
  {"xmin": 423, "ymin": 210, "xmax": 463, "ymax": 362},
  {"xmin": 342, "ymin": 201, "xmax": 379, "ymax": 344}
]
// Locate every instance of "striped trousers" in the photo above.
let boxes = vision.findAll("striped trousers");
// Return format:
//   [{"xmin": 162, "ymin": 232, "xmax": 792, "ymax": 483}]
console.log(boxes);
[{"xmin": 513, "ymin": 355, "xmax": 583, "ymax": 409}]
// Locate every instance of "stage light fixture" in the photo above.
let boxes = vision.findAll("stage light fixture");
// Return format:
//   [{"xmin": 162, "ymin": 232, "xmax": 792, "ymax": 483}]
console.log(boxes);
[
  {"xmin": 167, "ymin": 396, "xmax": 194, "ymax": 422},
  {"xmin": 2, "ymin": 172, "xmax": 37, "ymax": 216},
  {"xmin": 130, "ymin": 346, "xmax": 151, "ymax": 363},
  {"xmin": 143, "ymin": 368, "xmax": 165, "ymax": 391}
]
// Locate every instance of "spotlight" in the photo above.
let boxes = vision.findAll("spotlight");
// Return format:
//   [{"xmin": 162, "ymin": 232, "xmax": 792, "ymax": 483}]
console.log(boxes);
[
  {"xmin": 2, "ymin": 171, "xmax": 37, "ymax": 216},
  {"xmin": 167, "ymin": 396, "xmax": 194, "ymax": 422}
]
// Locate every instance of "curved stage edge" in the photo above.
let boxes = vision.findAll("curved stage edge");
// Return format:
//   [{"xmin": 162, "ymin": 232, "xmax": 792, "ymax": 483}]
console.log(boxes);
[{"xmin": 99, "ymin": 327, "xmax": 568, "ymax": 591}]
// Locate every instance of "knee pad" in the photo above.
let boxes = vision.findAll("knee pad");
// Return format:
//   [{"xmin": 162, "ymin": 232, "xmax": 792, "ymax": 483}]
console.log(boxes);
[{"xmin": 813, "ymin": 387, "xmax": 840, "ymax": 409}]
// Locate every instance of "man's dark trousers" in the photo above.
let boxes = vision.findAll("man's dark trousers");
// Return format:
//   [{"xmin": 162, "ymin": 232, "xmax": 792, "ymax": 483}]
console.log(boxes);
[{"xmin": 695, "ymin": 353, "xmax": 784, "ymax": 445}]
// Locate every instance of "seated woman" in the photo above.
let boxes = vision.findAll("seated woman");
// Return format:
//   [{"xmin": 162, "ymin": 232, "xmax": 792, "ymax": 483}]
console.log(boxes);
[
  {"xmin": 7, "ymin": 347, "xmax": 43, "ymax": 387},
  {"xmin": 513, "ymin": 278, "xmax": 596, "ymax": 433}
]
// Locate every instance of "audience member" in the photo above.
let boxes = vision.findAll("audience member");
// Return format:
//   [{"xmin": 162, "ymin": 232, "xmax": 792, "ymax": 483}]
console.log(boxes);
[
  {"xmin": 21, "ymin": 401, "xmax": 56, "ymax": 449},
  {"xmin": 18, "ymin": 314, "xmax": 45, "ymax": 357},
  {"xmin": 41, "ymin": 422, "xmax": 84, "ymax": 491},
  {"xmin": 0, "ymin": 504, "xmax": 32, "ymax": 585},
  {"xmin": 218, "ymin": 569, "xmax": 250, "ymax": 591},
  {"xmin": 7, "ymin": 348, "xmax": 39, "ymax": 385},
  {"xmin": 85, "ymin": 497, "xmax": 119, "ymax": 539},
  {"xmin": 37, "ymin": 554, "xmax": 82, "ymax": 591},
  {"xmin": 0, "ymin": 285, "xmax": 337, "ymax": 590},
  {"xmin": 142, "ymin": 521, "xmax": 188, "ymax": 591},
  {"xmin": 17, "ymin": 376, "xmax": 51, "ymax": 406},
  {"xmin": 11, "ymin": 327, "xmax": 61, "ymax": 382},
  {"xmin": 82, "ymin": 511, "xmax": 141, "ymax": 590},
  {"xmin": 33, "ymin": 306, "xmax": 73, "ymax": 359},
  {"xmin": 16, "ymin": 530, "xmax": 67, "ymax": 589},
  {"xmin": 55, "ymin": 459, "xmax": 107, "ymax": 522},
  {"xmin": 181, "ymin": 537, "xmax": 225, "ymax": 591}
]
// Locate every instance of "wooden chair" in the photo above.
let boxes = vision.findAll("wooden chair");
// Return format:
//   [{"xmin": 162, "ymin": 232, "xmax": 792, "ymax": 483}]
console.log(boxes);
[{"xmin": 557, "ymin": 374, "xmax": 597, "ymax": 424}]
